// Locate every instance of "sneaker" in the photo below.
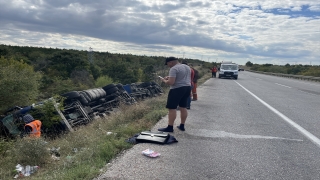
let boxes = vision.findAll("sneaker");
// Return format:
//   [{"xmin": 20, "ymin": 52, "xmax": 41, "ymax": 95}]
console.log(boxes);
[
  {"xmin": 158, "ymin": 127, "xmax": 173, "ymax": 132},
  {"xmin": 177, "ymin": 125, "xmax": 185, "ymax": 131},
  {"xmin": 187, "ymin": 107, "xmax": 190, "ymax": 110}
]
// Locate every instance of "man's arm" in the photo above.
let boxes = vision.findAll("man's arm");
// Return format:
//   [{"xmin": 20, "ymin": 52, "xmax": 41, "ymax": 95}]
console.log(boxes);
[
  {"xmin": 20, "ymin": 126, "xmax": 32, "ymax": 138},
  {"xmin": 161, "ymin": 76, "xmax": 175, "ymax": 85}
]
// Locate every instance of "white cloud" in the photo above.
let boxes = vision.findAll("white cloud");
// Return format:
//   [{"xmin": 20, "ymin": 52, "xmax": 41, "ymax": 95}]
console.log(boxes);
[
  {"xmin": 0, "ymin": 0, "xmax": 319, "ymax": 65},
  {"xmin": 309, "ymin": 5, "xmax": 320, "ymax": 12},
  {"xmin": 291, "ymin": 6, "xmax": 302, "ymax": 11}
]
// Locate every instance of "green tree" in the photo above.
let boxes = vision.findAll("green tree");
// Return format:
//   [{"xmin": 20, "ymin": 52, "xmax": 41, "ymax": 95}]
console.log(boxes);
[
  {"xmin": 70, "ymin": 69, "xmax": 95, "ymax": 88},
  {"xmin": 287, "ymin": 65, "xmax": 304, "ymax": 75},
  {"xmin": 39, "ymin": 77, "xmax": 75, "ymax": 99},
  {"xmin": 46, "ymin": 51, "xmax": 89, "ymax": 78},
  {"xmin": 142, "ymin": 65, "xmax": 155, "ymax": 81},
  {"xmin": 95, "ymin": 75, "xmax": 113, "ymax": 87},
  {"xmin": 246, "ymin": 61, "xmax": 253, "ymax": 67},
  {"xmin": 0, "ymin": 47, "xmax": 9, "ymax": 57},
  {"xmin": 0, "ymin": 57, "xmax": 42, "ymax": 113},
  {"xmin": 90, "ymin": 64, "xmax": 101, "ymax": 80},
  {"xmin": 104, "ymin": 61, "xmax": 138, "ymax": 84}
]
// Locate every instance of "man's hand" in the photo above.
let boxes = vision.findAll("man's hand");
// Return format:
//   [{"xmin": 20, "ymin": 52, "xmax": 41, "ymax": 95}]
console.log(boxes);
[{"xmin": 163, "ymin": 76, "xmax": 175, "ymax": 85}]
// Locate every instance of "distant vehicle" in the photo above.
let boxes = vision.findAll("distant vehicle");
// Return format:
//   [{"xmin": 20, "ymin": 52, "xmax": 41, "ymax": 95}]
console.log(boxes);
[
  {"xmin": 238, "ymin": 68, "xmax": 244, "ymax": 71},
  {"xmin": 218, "ymin": 62, "xmax": 239, "ymax": 79}
]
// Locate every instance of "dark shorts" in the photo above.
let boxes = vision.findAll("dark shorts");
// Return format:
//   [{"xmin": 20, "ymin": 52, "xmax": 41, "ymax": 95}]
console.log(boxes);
[{"xmin": 166, "ymin": 86, "xmax": 191, "ymax": 109}]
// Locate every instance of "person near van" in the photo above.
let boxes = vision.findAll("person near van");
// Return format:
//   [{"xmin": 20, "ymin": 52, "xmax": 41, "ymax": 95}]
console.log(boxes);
[
  {"xmin": 158, "ymin": 57, "xmax": 191, "ymax": 132},
  {"xmin": 20, "ymin": 114, "xmax": 42, "ymax": 138},
  {"xmin": 211, "ymin": 66, "xmax": 218, "ymax": 78}
]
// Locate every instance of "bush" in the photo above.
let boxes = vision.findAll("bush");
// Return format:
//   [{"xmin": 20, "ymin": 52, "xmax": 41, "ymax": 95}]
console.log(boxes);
[
  {"xmin": 11, "ymin": 137, "xmax": 50, "ymax": 165},
  {"xmin": 0, "ymin": 138, "xmax": 13, "ymax": 157},
  {"xmin": 31, "ymin": 96, "xmax": 64, "ymax": 129},
  {"xmin": 269, "ymin": 66, "xmax": 287, "ymax": 74},
  {"xmin": 300, "ymin": 67, "xmax": 320, "ymax": 77},
  {"xmin": 95, "ymin": 75, "xmax": 113, "ymax": 87}
]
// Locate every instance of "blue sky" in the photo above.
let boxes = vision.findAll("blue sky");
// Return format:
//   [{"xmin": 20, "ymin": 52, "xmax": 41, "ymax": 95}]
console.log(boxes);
[{"xmin": 0, "ymin": 0, "xmax": 319, "ymax": 65}]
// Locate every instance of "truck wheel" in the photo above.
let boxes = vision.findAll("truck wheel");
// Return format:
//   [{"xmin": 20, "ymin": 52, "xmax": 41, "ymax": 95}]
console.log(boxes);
[
  {"xmin": 84, "ymin": 90, "xmax": 97, "ymax": 101},
  {"xmin": 116, "ymin": 84, "xmax": 125, "ymax": 91},
  {"xmin": 79, "ymin": 94, "xmax": 89, "ymax": 105},
  {"xmin": 80, "ymin": 91, "xmax": 91, "ymax": 102},
  {"xmin": 106, "ymin": 87, "xmax": 119, "ymax": 94},
  {"xmin": 61, "ymin": 91, "xmax": 80, "ymax": 100},
  {"xmin": 103, "ymin": 84, "xmax": 116, "ymax": 91}
]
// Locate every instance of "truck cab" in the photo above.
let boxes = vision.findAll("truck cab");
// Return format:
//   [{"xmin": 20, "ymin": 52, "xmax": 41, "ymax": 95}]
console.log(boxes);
[{"xmin": 218, "ymin": 62, "xmax": 239, "ymax": 80}]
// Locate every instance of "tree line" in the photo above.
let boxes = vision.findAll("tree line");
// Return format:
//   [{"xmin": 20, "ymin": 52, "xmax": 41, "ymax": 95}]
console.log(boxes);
[{"xmin": 245, "ymin": 61, "xmax": 320, "ymax": 77}]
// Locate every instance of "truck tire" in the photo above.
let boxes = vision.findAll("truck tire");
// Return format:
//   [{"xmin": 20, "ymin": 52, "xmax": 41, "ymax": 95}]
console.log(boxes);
[
  {"xmin": 98, "ymin": 88, "xmax": 106, "ymax": 97},
  {"xmin": 84, "ymin": 90, "xmax": 97, "ymax": 101},
  {"xmin": 102, "ymin": 84, "xmax": 116, "ymax": 91},
  {"xmin": 61, "ymin": 91, "xmax": 80, "ymax": 100},
  {"xmin": 79, "ymin": 94, "xmax": 89, "ymax": 105},
  {"xmin": 106, "ymin": 87, "xmax": 119, "ymax": 94},
  {"xmin": 80, "ymin": 91, "xmax": 91, "ymax": 102},
  {"xmin": 116, "ymin": 83, "xmax": 125, "ymax": 92}
]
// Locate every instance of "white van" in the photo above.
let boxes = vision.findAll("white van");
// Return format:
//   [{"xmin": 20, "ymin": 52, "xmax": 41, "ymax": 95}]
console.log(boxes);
[{"xmin": 218, "ymin": 62, "xmax": 239, "ymax": 79}]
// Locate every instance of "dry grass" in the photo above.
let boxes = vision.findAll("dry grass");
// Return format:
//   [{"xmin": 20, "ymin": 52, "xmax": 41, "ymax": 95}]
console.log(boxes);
[
  {"xmin": 197, "ymin": 71, "xmax": 213, "ymax": 85},
  {"xmin": 12, "ymin": 137, "xmax": 50, "ymax": 165}
]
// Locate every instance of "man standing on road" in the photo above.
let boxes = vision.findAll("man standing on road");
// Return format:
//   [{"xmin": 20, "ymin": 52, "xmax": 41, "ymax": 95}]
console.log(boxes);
[{"xmin": 158, "ymin": 57, "xmax": 191, "ymax": 132}]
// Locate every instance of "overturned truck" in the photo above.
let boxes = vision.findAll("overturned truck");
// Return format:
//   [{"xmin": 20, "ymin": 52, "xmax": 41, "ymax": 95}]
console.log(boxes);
[{"xmin": 0, "ymin": 82, "xmax": 164, "ymax": 138}]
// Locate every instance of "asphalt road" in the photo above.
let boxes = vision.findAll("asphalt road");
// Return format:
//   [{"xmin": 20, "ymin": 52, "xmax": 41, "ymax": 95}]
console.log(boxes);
[{"xmin": 95, "ymin": 71, "xmax": 320, "ymax": 180}]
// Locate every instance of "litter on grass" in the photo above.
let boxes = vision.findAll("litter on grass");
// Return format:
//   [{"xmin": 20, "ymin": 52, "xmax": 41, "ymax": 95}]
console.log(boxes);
[{"xmin": 14, "ymin": 164, "xmax": 39, "ymax": 178}]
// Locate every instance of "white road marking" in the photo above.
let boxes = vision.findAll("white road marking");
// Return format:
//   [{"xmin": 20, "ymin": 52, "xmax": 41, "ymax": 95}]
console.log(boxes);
[
  {"xmin": 189, "ymin": 129, "xmax": 303, "ymax": 141},
  {"xmin": 234, "ymin": 81, "xmax": 320, "ymax": 148},
  {"xmin": 275, "ymin": 83, "xmax": 292, "ymax": 88},
  {"xmin": 256, "ymin": 78, "xmax": 262, "ymax": 80},
  {"xmin": 298, "ymin": 90, "xmax": 318, "ymax": 96}
]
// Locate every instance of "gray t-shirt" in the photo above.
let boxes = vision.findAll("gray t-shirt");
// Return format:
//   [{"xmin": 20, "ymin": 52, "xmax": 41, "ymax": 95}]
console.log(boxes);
[{"xmin": 168, "ymin": 63, "xmax": 191, "ymax": 89}]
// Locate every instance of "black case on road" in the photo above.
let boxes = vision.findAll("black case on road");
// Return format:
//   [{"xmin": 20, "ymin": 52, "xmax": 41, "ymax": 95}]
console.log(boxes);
[{"xmin": 136, "ymin": 131, "xmax": 169, "ymax": 144}]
